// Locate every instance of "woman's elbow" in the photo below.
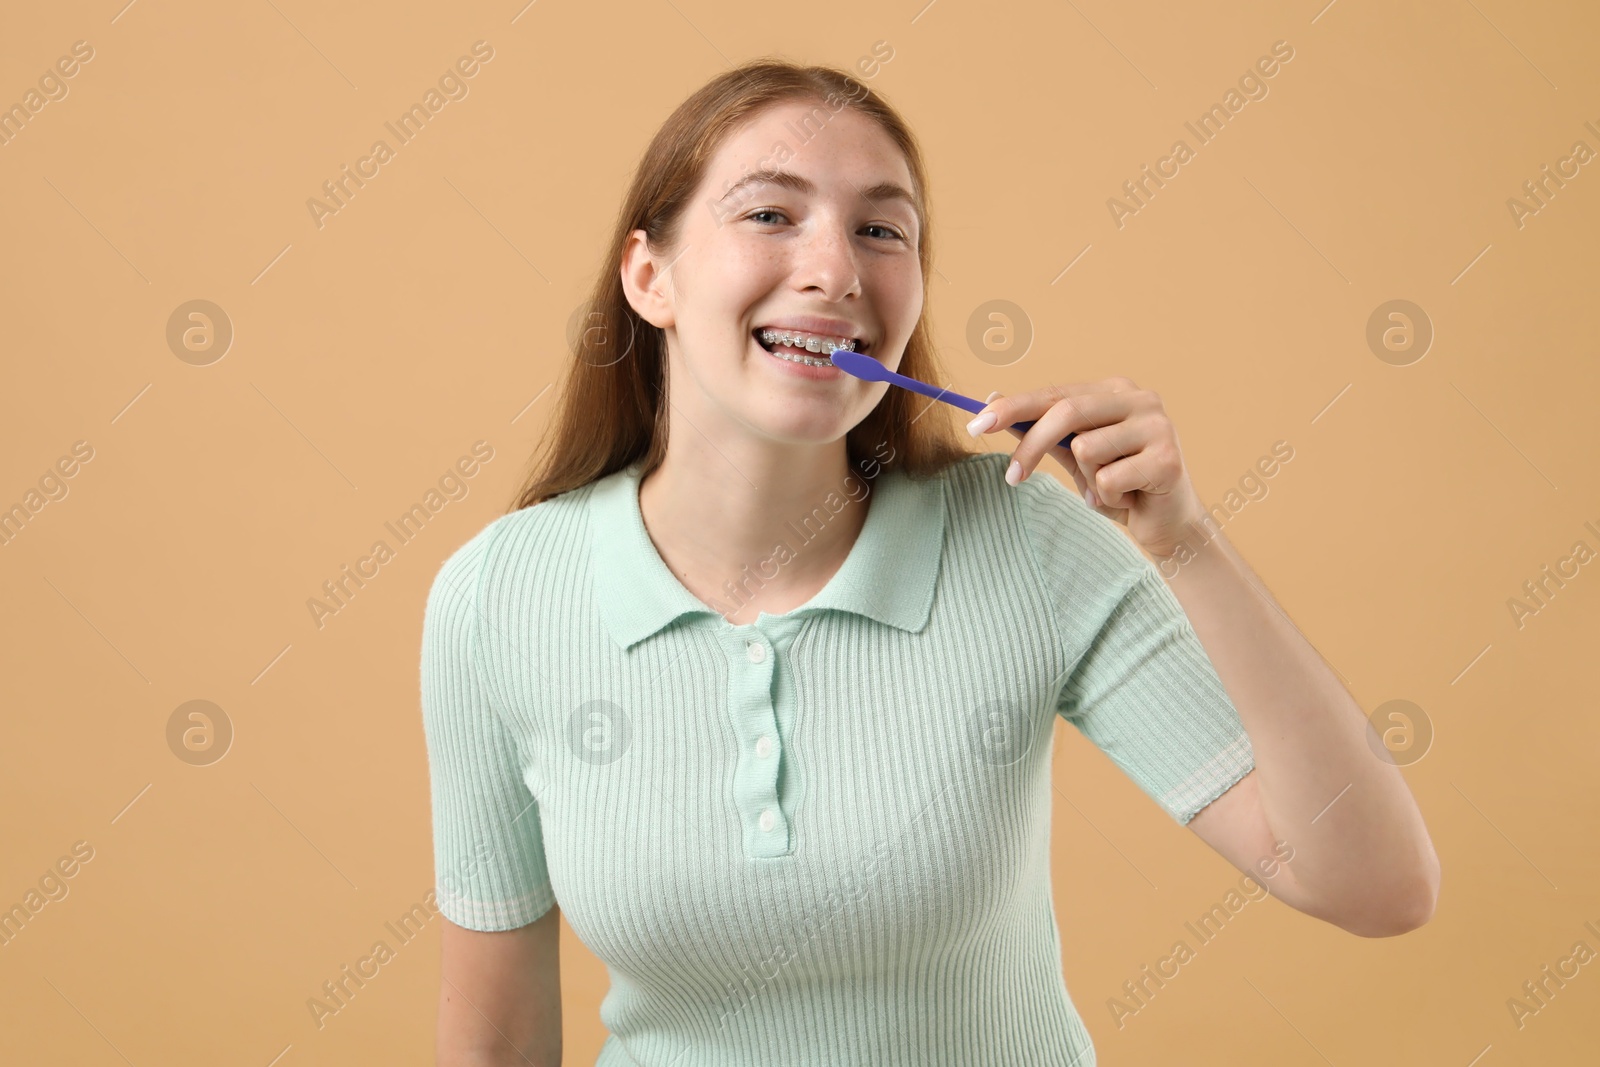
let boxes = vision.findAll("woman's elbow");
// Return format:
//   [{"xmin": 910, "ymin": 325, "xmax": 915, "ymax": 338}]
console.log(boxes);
[{"xmin": 1338, "ymin": 844, "xmax": 1441, "ymax": 938}]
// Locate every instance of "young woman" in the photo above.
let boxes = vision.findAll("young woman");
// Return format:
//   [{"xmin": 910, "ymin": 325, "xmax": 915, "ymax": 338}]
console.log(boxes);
[{"xmin": 421, "ymin": 59, "xmax": 1439, "ymax": 1067}]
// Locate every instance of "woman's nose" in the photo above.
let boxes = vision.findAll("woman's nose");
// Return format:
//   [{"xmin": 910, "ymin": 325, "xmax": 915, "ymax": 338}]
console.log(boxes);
[{"xmin": 794, "ymin": 225, "xmax": 862, "ymax": 299}]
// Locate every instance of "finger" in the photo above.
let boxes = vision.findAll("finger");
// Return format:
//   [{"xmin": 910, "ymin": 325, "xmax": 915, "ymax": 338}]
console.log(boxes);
[
  {"xmin": 1088, "ymin": 447, "xmax": 1169, "ymax": 508},
  {"xmin": 1074, "ymin": 436, "xmax": 1102, "ymax": 506},
  {"xmin": 1073, "ymin": 416, "xmax": 1165, "ymax": 508},
  {"xmin": 999, "ymin": 389, "xmax": 1145, "ymax": 487},
  {"xmin": 967, "ymin": 380, "xmax": 1127, "ymax": 441},
  {"xmin": 979, "ymin": 385, "xmax": 1115, "ymax": 495},
  {"xmin": 1002, "ymin": 421, "xmax": 1088, "ymax": 494},
  {"xmin": 1056, "ymin": 450, "xmax": 1089, "ymax": 497}
]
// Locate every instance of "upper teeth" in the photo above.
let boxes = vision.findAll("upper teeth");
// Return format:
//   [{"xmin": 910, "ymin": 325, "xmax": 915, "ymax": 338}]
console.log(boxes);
[{"xmin": 759, "ymin": 328, "xmax": 857, "ymax": 353}]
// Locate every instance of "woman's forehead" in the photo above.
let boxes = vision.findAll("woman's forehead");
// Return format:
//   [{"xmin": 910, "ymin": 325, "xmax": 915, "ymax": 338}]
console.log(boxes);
[
  {"xmin": 715, "ymin": 104, "xmax": 909, "ymax": 179},
  {"xmin": 703, "ymin": 108, "xmax": 918, "ymax": 216}
]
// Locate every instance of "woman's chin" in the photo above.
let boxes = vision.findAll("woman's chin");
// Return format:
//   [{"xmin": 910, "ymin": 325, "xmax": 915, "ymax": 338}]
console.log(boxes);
[{"xmin": 749, "ymin": 410, "xmax": 854, "ymax": 447}]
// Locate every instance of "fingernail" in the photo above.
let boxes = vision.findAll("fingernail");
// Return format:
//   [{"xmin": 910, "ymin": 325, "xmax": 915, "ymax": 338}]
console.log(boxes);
[
  {"xmin": 1006, "ymin": 459, "xmax": 1023, "ymax": 486},
  {"xmin": 985, "ymin": 390, "xmax": 1003, "ymax": 403},
  {"xmin": 1084, "ymin": 487, "xmax": 1098, "ymax": 508},
  {"xmin": 967, "ymin": 411, "xmax": 997, "ymax": 436}
]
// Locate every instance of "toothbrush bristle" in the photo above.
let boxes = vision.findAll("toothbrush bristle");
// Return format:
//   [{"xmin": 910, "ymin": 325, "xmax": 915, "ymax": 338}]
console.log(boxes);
[{"xmin": 827, "ymin": 349, "xmax": 888, "ymax": 381}]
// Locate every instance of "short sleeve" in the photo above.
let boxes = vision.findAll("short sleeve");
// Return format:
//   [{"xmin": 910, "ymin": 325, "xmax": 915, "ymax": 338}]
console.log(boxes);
[
  {"xmin": 1013, "ymin": 468, "xmax": 1256, "ymax": 825},
  {"xmin": 420, "ymin": 522, "xmax": 557, "ymax": 929}
]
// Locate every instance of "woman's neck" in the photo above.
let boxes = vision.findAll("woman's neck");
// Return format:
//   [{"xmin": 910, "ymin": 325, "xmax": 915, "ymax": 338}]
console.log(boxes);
[{"xmin": 637, "ymin": 442, "xmax": 872, "ymax": 624}]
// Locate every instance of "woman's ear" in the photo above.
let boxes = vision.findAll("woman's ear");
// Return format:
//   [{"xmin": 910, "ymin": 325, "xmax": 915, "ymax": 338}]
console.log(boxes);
[{"xmin": 620, "ymin": 229, "xmax": 676, "ymax": 330}]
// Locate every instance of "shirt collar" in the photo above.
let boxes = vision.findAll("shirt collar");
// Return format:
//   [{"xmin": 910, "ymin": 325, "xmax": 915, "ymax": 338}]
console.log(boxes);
[{"xmin": 587, "ymin": 459, "xmax": 946, "ymax": 650}]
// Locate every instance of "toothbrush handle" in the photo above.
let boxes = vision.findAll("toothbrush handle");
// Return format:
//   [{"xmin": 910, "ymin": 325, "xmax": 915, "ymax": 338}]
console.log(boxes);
[
  {"xmin": 1010, "ymin": 417, "xmax": 1077, "ymax": 451},
  {"xmin": 886, "ymin": 373, "xmax": 1077, "ymax": 450}
]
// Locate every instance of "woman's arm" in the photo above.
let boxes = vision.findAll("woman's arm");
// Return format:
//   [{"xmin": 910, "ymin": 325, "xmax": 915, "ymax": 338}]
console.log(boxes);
[
  {"xmin": 438, "ymin": 905, "xmax": 562, "ymax": 1066},
  {"xmin": 1159, "ymin": 525, "xmax": 1440, "ymax": 937},
  {"xmin": 970, "ymin": 377, "xmax": 1440, "ymax": 937}
]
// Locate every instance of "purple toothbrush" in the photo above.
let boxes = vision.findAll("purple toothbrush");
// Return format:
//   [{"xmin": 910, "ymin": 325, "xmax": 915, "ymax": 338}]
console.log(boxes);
[{"xmin": 829, "ymin": 349, "xmax": 1077, "ymax": 450}]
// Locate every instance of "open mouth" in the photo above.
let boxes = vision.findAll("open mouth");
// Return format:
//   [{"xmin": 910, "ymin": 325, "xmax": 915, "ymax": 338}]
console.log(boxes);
[{"xmin": 753, "ymin": 328, "xmax": 869, "ymax": 368}]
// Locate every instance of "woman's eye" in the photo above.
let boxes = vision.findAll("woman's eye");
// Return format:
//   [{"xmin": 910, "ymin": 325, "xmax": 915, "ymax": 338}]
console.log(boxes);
[{"xmin": 743, "ymin": 211, "xmax": 905, "ymax": 242}]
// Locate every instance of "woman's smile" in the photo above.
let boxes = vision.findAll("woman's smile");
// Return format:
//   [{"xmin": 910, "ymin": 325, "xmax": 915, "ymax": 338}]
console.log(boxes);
[
  {"xmin": 748, "ymin": 319, "xmax": 875, "ymax": 381},
  {"xmin": 751, "ymin": 330, "xmax": 847, "ymax": 380}
]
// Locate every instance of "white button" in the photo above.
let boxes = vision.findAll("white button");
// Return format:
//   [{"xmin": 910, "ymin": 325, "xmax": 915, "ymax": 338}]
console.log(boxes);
[
  {"xmin": 746, "ymin": 642, "xmax": 767, "ymax": 663},
  {"xmin": 758, "ymin": 808, "xmax": 775, "ymax": 832},
  {"xmin": 755, "ymin": 735, "xmax": 772, "ymax": 758}
]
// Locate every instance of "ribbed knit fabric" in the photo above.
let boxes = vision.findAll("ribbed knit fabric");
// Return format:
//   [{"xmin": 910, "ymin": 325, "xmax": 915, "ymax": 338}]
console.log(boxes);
[{"xmin": 419, "ymin": 450, "xmax": 1255, "ymax": 1066}]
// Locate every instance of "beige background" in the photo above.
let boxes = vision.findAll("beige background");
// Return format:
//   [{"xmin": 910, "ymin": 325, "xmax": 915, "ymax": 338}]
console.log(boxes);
[{"xmin": 2, "ymin": 0, "xmax": 1597, "ymax": 1063}]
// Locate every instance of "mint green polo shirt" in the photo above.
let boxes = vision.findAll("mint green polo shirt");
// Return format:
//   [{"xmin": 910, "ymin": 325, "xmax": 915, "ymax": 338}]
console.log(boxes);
[{"xmin": 420, "ymin": 450, "xmax": 1255, "ymax": 1066}]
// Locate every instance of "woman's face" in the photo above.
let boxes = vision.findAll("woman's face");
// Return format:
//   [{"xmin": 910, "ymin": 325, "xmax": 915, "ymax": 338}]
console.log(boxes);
[{"xmin": 623, "ymin": 98, "xmax": 924, "ymax": 451}]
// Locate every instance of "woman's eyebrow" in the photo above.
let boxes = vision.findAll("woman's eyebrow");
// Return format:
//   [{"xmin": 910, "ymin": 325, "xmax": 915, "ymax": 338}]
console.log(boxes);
[{"xmin": 718, "ymin": 169, "xmax": 919, "ymax": 214}]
